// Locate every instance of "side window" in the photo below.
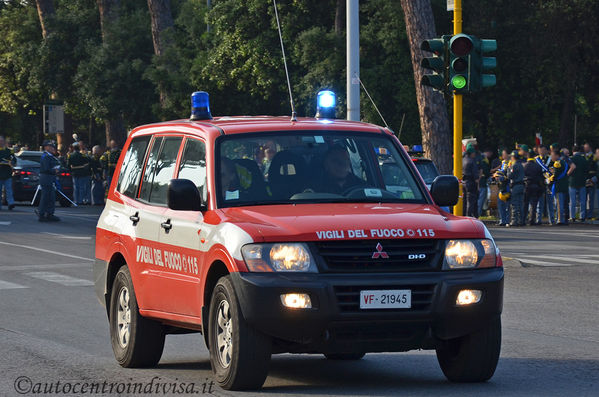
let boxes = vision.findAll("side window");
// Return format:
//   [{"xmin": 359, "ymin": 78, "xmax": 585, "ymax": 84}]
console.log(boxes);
[
  {"xmin": 148, "ymin": 137, "xmax": 182, "ymax": 205},
  {"xmin": 117, "ymin": 136, "xmax": 150, "ymax": 198},
  {"xmin": 178, "ymin": 138, "xmax": 207, "ymax": 199},
  {"xmin": 139, "ymin": 137, "xmax": 163, "ymax": 201}
]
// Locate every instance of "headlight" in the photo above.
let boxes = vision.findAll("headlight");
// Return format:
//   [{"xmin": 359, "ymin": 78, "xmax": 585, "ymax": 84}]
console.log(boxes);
[
  {"xmin": 241, "ymin": 243, "xmax": 316, "ymax": 272},
  {"xmin": 444, "ymin": 239, "xmax": 497, "ymax": 269}
]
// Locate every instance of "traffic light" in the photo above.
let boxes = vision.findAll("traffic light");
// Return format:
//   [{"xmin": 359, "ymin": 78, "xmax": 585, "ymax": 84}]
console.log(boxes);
[
  {"xmin": 475, "ymin": 39, "xmax": 497, "ymax": 90},
  {"xmin": 420, "ymin": 36, "xmax": 450, "ymax": 93},
  {"xmin": 449, "ymin": 34, "xmax": 474, "ymax": 94},
  {"xmin": 448, "ymin": 34, "xmax": 497, "ymax": 94}
]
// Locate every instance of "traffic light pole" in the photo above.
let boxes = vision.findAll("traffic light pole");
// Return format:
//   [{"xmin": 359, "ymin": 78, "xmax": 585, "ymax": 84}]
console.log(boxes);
[{"xmin": 453, "ymin": 0, "xmax": 464, "ymax": 216}]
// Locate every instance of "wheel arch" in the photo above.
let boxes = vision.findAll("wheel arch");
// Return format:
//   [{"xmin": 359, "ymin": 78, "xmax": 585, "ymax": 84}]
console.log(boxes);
[
  {"xmin": 201, "ymin": 260, "xmax": 230, "ymax": 347},
  {"xmin": 104, "ymin": 252, "xmax": 127, "ymax": 317}
]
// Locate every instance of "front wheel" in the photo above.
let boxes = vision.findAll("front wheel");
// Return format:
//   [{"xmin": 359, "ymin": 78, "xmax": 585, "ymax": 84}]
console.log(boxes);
[
  {"xmin": 109, "ymin": 266, "xmax": 165, "ymax": 368},
  {"xmin": 208, "ymin": 276, "xmax": 271, "ymax": 390},
  {"xmin": 436, "ymin": 317, "xmax": 501, "ymax": 382}
]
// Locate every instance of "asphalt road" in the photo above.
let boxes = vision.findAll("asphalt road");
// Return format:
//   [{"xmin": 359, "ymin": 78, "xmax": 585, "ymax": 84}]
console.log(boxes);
[{"xmin": 0, "ymin": 205, "xmax": 597, "ymax": 396}]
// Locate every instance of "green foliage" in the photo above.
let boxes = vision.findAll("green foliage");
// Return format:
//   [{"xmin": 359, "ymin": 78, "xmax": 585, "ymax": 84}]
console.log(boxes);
[{"xmin": 0, "ymin": 0, "xmax": 598, "ymax": 149}]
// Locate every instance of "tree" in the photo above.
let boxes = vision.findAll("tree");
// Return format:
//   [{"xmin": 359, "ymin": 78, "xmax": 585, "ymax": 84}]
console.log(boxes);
[
  {"xmin": 400, "ymin": 0, "xmax": 452, "ymax": 173},
  {"xmin": 96, "ymin": 0, "xmax": 126, "ymax": 146},
  {"xmin": 146, "ymin": 0, "xmax": 174, "ymax": 111},
  {"xmin": 35, "ymin": 0, "xmax": 55, "ymax": 38}
]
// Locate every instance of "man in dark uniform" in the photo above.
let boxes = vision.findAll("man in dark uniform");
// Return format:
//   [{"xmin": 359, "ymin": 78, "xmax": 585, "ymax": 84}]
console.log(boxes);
[
  {"xmin": 523, "ymin": 149, "xmax": 544, "ymax": 225},
  {"xmin": 583, "ymin": 143, "xmax": 596, "ymax": 220},
  {"xmin": 507, "ymin": 150, "xmax": 525, "ymax": 226},
  {"xmin": 462, "ymin": 145, "xmax": 480, "ymax": 218},
  {"xmin": 101, "ymin": 139, "xmax": 121, "ymax": 188},
  {"xmin": 568, "ymin": 145, "xmax": 588, "ymax": 222},
  {"xmin": 534, "ymin": 145, "xmax": 552, "ymax": 224},
  {"xmin": 90, "ymin": 145, "xmax": 105, "ymax": 206},
  {"xmin": 477, "ymin": 150, "xmax": 492, "ymax": 217},
  {"xmin": 38, "ymin": 141, "xmax": 60, "ymax": 222},
  {"xmin": 68, "ymin": 142, "xmax": 91, "ymax": 205},
  {"xmin": 0, "ymin": 135, "xmax": 16, "ymax": 210}
]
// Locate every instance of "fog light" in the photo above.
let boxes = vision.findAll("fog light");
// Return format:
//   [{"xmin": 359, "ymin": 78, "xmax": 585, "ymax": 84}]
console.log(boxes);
[
  {"xmin": 281, "ymin": 293, "xmax": 312, "ymax": 309},
  {"xmin": 456, "ymin": 289, "xmax": 482, "ymax": 306}
]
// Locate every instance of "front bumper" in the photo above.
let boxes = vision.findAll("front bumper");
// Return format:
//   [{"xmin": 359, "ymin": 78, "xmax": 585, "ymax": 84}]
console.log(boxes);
[{"xmin": 230, "ymin": 268, "xmax": 503, "ymax": 353}]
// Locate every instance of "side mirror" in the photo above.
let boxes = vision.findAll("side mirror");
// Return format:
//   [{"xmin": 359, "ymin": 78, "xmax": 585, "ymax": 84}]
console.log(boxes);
[
  {"xmin": 430, "ymin": 175, "xmax": 459, "ymax": 207},
  {"xmin": 168, "ymin": 179, "xmax": 203, "ymax": 211}
]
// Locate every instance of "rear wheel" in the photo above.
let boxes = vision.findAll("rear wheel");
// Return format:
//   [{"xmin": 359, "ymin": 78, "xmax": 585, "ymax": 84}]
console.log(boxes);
[
  {"xmin": 208, "ymin": 276, "xmax": 271, "ymax": 390},
  {"xmin": 109, "ymin": 266, "xmax": 165, "ymax": 368},
  {"xmin": 436, "ymin": 317, "xmax": 501, "ymax": 382},
  {"xmin": 324, "ymin": 353, "xmax": 366, "ymax": 360}
]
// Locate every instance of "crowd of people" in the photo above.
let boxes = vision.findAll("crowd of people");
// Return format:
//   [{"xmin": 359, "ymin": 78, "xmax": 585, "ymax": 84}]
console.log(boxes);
[
  {"xmin": 0, "ymin": 134, "xmax": 121, "ymax": 221},
  {"xmin": 463, "ymin": 142, "xmax": 599, "ymax": 226}
]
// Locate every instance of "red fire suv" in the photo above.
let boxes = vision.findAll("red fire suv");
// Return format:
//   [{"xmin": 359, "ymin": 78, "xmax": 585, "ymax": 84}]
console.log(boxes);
[{"xmin": 95, "ymin": 91, "xmax": 503, "ymax": 390}]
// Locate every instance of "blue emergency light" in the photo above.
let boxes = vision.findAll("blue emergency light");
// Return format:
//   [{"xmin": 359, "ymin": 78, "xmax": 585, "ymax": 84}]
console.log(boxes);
[
  {"xmin": 190, "ymin": 91, "xmax": 212, "ymax": 120},
  {"xmin": 315, "ymin": 90, "xmax": 336, "ymax": 120}
]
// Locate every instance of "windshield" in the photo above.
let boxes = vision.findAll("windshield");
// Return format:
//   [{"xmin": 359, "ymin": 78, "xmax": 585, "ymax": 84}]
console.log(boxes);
[
  {"xmin": 216, "ymin": 132, "xmax": 426, "ymax": 207},
  {"xmin": 414, "ymin": 160, "xmax": 439, "ymax": 185}
]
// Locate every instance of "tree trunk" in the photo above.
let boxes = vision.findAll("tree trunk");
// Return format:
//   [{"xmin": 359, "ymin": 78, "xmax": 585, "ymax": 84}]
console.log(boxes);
[
  {"xmin": 35, "ymin": 0, "xmax": 71, "ymax": 149},
  {"xmin": 399, "ymin": 0, "xmax": 452, "ymax": 174},
  {"xmin": 147, "ymin": 0, "xmax": 174, "ymax": 109},
  {"xmin": 105, "ymin": 116, "xmax": 125, "ymax": 147},
  {"xmin": 97, "ymin": 0, "xmax": 126, "ymax": 146},
  {"xmin": 97, "ymin": 0, "xmax": 120, "ymax": 42},
  {"xmin": 335, "ymin": 0, "xmax": 345, "ymax": 35},
  {"xmin": 35, "ymin": 0, "xmax": 54, "ymax": 38}
]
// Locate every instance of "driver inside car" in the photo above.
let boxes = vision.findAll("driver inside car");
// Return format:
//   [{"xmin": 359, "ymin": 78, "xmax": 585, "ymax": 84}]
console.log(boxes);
[{"xmin": 316, "ymin": 145, "xmax": 365, "ymax": 195}]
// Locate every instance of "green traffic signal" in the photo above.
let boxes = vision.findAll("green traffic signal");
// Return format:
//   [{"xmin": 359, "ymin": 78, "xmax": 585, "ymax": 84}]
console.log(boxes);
[
  {"xmin": 449, "ymin": 34, "xmax": 474, "ymax": 94},
  {"xmin": 451, "ymin": 75, "xmax": 467, "ymax": 90}
]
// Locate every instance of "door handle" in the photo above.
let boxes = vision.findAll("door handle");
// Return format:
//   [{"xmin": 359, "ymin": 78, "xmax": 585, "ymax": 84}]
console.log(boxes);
[
  {"xmin": 129, "ymin": 212, "xmax": 140, "ymax": 225},
  {"xmin": 161, "ymin": 219, "xmax": 172, "ymax": 232}
]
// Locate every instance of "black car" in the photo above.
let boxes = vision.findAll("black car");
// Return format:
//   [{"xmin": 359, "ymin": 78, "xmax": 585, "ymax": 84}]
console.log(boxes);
[{"xmin": 11, "ymin": 151, "xmax": 73, "ymax": 207}]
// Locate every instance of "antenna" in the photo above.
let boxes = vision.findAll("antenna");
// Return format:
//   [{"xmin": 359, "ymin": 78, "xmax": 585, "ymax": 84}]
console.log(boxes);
[
  {"xmin": 356, "ymin": 74, "xmax": 390, "ymax": 129},
  {"xmin": 272, "ymin": 0, "xmax": 297, "ymax": 122}
]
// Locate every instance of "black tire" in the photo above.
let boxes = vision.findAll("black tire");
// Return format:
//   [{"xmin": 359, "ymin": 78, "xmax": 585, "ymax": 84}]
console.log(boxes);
[
  {"xmin": 109, "ymin": 266, "xmax": 165, "ymax": 368},
  {"xmin": 208, "ymin": 276, "xmax": 271, "ymax": 390},
  {"xmin": 436, "ymin": 316, "xmax": 501, "ymax": 382},
  {"xmin": 324, "ymin": 353, "xmax": 366, "ymax": 360}
]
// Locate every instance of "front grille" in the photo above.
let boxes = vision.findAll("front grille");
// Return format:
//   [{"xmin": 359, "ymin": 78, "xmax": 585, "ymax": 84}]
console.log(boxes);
[
  {"xmin": 314, "ymin": 239, "xmax": 443, "ymax": 273},
  {"xmin": 334, "ymin": 284, "xmax": 436, "ymax": 313}
]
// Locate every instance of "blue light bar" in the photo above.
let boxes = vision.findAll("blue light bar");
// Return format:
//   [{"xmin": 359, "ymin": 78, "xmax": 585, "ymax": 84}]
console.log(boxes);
[
  {"xmin": 315, "ymin": 90, "xmax": 336, "ymax": 119},
  {"xmin": 190, "ymin": 91, "xmax": 212, "ymax": 120}
]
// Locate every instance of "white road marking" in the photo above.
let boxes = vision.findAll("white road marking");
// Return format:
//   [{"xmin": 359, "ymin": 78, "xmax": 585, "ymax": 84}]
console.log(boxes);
[
  {"xmin": 517, "ymin": 258, "xmax": 574, "ymax": 267},
  {"xmin": 0, "ymin": 263, "xmax": 89, "ymax": 271},
  {"xmin": 0, "ymin": 241, "xmax": 93, "ymax": 262},
  {"xmin": 0, "ymin": 221, "xmax": 11, "ymax": 226},
  {"xmin": 25, "ymin": 271, "xmax": 93, "ymax": 286},
  {"xmin": 549, "ymin": 256, "xmax": 599, "ymax": 265},
  {"xmin": 42, "ymin": 232, "xmax": 92, "ymax": 240},
  {"xmin": 0, "ymin": 279, "xmax": 28, "ymax": 290}
]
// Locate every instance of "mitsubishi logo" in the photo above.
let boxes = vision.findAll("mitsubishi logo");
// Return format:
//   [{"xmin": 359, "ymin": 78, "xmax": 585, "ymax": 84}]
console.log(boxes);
[{"xmin": 372, "ymin": 243, "xmax": 389, "ymax": 259}]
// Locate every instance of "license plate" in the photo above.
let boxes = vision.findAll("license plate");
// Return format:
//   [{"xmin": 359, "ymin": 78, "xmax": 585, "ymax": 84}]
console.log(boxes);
[{"xmin": 360, "ymin": 289, "xmax": 411, "ymax": 309}]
